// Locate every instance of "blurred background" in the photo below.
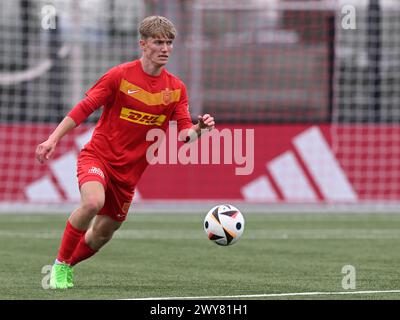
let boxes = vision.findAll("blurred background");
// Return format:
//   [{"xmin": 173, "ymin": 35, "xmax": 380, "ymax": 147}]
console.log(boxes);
[{"xmin": 0, "ymin": 0, "xmax": 399, "ymax": 212}]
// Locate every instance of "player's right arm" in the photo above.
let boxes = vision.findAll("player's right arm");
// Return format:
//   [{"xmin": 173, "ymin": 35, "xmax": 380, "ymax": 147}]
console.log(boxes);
[
  {"xmin": 35, "ymin": 94, "xmax": 101, "ymax": 164},
  {"xmin": 35, "ymin": 94, "xmax": 102, "ymax": 164},
  {"xmin": 35, "ymin": 116, "xmax": 77, "ymax": 164},
  {"xmin": 35, "ymin": 65, "xmax": 122, "ymax": 164}
]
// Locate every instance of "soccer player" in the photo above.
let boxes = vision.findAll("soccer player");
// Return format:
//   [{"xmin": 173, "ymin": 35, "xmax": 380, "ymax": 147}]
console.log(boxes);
[{"xmin": 35, "ymin": 16, "xmax": 215, "ymax": 289}]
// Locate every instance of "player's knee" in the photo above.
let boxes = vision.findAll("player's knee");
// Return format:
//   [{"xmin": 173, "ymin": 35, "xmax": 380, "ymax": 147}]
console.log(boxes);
[
  {"xmin": 92, "ymin": 225, "xmax": 114, "ymax": 243},
  {"xmin": 81, "ymin": 196, "xmax": 104, "ymax": 216}
]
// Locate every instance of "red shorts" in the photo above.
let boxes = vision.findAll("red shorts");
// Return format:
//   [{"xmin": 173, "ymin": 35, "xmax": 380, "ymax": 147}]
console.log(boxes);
[{"xmin": 77, "ymin": 150, "xmax": 134, "ymax": 222}]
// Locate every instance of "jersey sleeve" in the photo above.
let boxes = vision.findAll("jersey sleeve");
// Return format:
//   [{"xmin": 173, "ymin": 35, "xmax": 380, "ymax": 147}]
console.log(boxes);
[
  {"xmin": 85, "ymin": 65, "xmax": 122, "ymax": 107},
  {"xmin": 67, "ymin": 96, "xmax": 100, "ymax": 126},
  {"xmin": 171, "ymin": 84, "xmax": 193, "ymax": 132}
]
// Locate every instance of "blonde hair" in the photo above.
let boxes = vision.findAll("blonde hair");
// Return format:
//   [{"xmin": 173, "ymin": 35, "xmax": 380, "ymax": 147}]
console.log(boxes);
[{"xmin": 139, "ymin": 16, "xmax": 177, "ymax": 40}]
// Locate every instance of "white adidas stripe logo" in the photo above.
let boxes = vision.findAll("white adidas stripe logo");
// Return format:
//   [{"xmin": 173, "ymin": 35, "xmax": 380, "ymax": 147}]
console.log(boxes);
[{"xmin": 241, "ymin": 126, "xmax": 358, "ymax": 202}]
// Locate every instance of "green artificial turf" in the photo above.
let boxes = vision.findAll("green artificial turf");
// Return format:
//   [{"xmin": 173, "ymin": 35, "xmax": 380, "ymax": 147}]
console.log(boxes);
[{"xmin": 1, "ymin": 212, "xmax": 400, "ymax": 300}]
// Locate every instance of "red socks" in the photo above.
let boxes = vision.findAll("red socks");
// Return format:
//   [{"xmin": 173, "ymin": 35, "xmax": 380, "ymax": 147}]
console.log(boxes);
[
  {"xmin": 56, "ymin": 220, "xmax": 98, "ymax": 266},
  {"xmin": 57, "ymin": 220, "xmax": 85, "ymax": 264},
  {"xmin": 69, "ymin": 236, "xmax": 98, "ymax": 266}
]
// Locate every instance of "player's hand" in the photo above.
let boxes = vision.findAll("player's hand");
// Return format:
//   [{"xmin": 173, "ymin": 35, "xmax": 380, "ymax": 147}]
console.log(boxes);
[
  {"xmin": 35, "ymin": 139, "xmax": 57, "ymax": 164},
  {"xmin": 198, "ymin": 114, "xmax": 215, "ymax": 131}
]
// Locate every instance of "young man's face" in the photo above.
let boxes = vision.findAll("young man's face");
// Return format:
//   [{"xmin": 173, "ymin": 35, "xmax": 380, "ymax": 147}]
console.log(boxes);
[{"xmin": 140, "ymin": 37, "xmax": 173, "ymax": 67}]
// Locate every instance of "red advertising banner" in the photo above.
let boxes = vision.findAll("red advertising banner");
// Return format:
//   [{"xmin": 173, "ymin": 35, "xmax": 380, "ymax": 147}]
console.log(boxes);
[{"xmin": 1, "ymin": 124, "xmax": 399, "ymax": 203}]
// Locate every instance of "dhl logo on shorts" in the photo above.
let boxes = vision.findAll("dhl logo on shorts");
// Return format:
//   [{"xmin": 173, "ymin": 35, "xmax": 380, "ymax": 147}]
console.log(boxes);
[{"xmin": 120, "ymin": 107, "xmax": 166, "ymax": 126}]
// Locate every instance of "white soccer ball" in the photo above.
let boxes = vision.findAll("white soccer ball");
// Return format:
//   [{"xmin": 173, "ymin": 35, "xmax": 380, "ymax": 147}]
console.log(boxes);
[{"xmin": 203, "ymin": 204, "xmax": 245, "ymax": 246}]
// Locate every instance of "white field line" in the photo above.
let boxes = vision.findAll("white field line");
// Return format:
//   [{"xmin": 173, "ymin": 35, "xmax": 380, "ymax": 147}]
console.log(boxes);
[
  {"xmin": 1, "ymin": 229, "xmax": 400, "ymax": 240},
  {"xmin": 122, "ymin": 290, "xmax": 400, "ymax": 300}
]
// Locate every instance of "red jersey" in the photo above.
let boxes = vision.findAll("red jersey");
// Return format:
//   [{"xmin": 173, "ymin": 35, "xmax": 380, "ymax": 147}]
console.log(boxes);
[{"xmin": 68, "ymin": 60, "xmax": 193, "ymax": 188}]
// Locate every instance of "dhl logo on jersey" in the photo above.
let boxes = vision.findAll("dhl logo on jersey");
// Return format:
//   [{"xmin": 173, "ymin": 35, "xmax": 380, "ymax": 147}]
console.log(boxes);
[
  {"xmin": 120, "ymin": 79, "xmax": 181, "ymax": 106},
  {"xmin": 120, "ymin": 107, "xmax": 166, "ymax": 126}
]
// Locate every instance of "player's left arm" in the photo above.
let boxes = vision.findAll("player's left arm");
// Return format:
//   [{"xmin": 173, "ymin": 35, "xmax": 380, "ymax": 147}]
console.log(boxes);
[
  {"xmin": 176, "ymin": 113, "xmax": 215, "ymax": 143},
  {"xmin": 172, "ymin": 84, "xmax": 215, "ymax": 142},
  {"xmin": 190, "ymin": 113, "xmax": 215, "ymax": 137}
]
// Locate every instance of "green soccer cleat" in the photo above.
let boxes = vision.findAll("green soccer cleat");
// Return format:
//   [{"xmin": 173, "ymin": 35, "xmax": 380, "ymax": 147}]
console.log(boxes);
[
  {"xmin": 66, "ymin": 265, "xmax": 74, "ymax": 288},
  {"xmin": 50, "ymin": 263, "xmax": 73, "ymax": 289}
]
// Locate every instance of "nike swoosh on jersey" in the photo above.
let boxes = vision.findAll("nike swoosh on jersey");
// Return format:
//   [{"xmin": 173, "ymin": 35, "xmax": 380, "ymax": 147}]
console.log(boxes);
[{"xmin": 120, "ymin": 79, "xmax": 181, "ymax": 106}]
